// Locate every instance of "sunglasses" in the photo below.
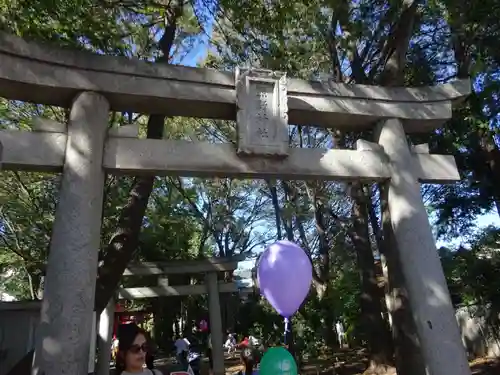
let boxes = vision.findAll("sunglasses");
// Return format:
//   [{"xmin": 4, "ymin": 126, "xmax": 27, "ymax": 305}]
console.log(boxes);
[{"xmin": 129, "ymin": 343, "xmax": 149, "ymax": 354}]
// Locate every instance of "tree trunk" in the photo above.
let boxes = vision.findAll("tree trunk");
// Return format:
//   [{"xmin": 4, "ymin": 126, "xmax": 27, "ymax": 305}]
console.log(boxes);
[
  {"xmin": 280, "ymin": 181, "xmax": 295, "ymax": 241},
  {"xmin": 222, "ymin": 270, "xmax": 237, "ymax": 333},
  {"xmin": 350, "ymin": 183, "xmax": 394, "ymax": 373},
  {"xmin": 367, "ymin": 183, "xmax": 426, "ymax": 375},
  {"xmin": 94, "ymin": 114, "xmax": 165, "ymax": 312},
  {"xmin": 480, "ymin": 133, "xmax": 500, "ymax": 214},
  {"xmin": 379, "ymin": 186, "xmax": 426, "ymax": 375},
  {"xmin": 314, "ymin": 196, "xmax": 330, "ymax": 282},
  {"xmin": 267, "ymin": 180, "xmax": 282, "ymax": 240},
  {"xmin": 321, "ymin": 286, "xmax": 337, "ymax": 350}
]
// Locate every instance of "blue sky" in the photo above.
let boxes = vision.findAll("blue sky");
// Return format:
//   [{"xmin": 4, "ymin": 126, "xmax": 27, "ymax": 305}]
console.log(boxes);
[
  {"xmin": 162, "ymin": 14, "xmax": 500, "ymax": 275},
  {"xmin": 476, "ymin": 210, "xmax": 500, "ymax": 228},
  {"xmin": 236, "ymin": 210, "xmax": 500, "ymax": 274},
  {"xmin": 436, "ymin": 209, "xmax": 500, "ymax": 248},
  {"xmin": 169, "ymin": 0, "xmax": 215, "ymax": 67}
]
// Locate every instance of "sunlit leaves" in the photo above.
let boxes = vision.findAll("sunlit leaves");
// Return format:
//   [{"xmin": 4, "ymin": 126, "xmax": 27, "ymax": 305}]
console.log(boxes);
[{"xmin": 440, "ymin": 226, "xmax": 500, "ymax": 314}]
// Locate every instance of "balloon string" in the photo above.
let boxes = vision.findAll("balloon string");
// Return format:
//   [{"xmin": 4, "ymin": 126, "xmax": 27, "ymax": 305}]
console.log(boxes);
[{"xmin": 284, "ymin": 317, "xmax": 289, "ymax": 345}]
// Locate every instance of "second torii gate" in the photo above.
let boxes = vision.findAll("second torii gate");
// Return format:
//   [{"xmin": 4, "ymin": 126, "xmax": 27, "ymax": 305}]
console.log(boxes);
[
  {"xmin": 0, "ymin": 31, "xmax": 472, "ymax": 375},
  {"xmin": 96, "ymin": 255, "xmax": 245, "ymax": 375}
]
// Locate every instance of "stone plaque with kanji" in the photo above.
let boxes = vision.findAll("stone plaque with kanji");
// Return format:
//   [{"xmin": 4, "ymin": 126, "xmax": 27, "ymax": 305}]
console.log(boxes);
[{"xmin": 236, "ymin": 68, "xmax": 288, "ymax": 156}]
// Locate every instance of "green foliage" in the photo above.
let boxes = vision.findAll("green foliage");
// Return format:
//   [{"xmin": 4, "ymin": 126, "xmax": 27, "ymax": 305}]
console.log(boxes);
[
  {"xmin": 441, "ymin": 226, "xmax": 500, "ymax": 313},
  {"xmin": 0, "ymin": 0, "xmax": 129, "ymax": 53},
  {"xmin": 0, "ymin": 172, "xmax": 57, "ymax": 299}
]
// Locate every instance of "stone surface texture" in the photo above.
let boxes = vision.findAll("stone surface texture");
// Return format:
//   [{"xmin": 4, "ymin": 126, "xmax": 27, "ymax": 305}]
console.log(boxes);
[
  {"xmin": 108, "ymin": 124, "xmax": 139, "ymax": 138},
  {"xmin": 0, "ymin": 31, "xmax": 470, "ymax": 132},
  {"xmin": 0, "ymin": 130, "xmax": 460, "ymax": 183},
  {"xmin": 236, "ymin": 68, "xmax": 288, "ymax": 156},
  {"xmin": 105, "ymin": 138, "xmax": 390, "ymax": 180},
  {"xmin": 376, "ymin": 118, "xmax": 471, "ymax": 375},
  {"xmin": 117, "ymin": 282, "xmax": 238, "ymax": 299},
  {"xmin": 123, "ymin": 255, "xmax": 245, "ymax": 276},
  {"xmin": 32, "ymin": 118, "xmax": 67, "ymax": 133},
  {"xmin": 0, "ymin": 130, "xmax": 66, "ymax": 171},
  {"xmin": 32, "ymin": 92, "xmax": 109, "ymax": 375},
  {"xmin": 206, "ymin": 272, "xmax": 225, "ymax": 375},
  {"xmin": 96, "ymin": 300, "xmax": 115, "ymax": 375}
]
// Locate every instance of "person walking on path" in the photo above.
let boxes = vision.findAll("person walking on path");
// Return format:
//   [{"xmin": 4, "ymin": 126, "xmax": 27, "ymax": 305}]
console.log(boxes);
[
  {"xmin": 174, "ymin": 335, "xmax": 191, "ymax": 369},
  {"xmin": 336, "ymin": 320, "xmax": 346, "ymax": 348}
]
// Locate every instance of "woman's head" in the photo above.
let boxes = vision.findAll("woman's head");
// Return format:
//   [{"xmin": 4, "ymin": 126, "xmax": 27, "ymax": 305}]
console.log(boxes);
[{"xmin": 116, "ymin": 324, "xmax": 149, "ymax": 373}]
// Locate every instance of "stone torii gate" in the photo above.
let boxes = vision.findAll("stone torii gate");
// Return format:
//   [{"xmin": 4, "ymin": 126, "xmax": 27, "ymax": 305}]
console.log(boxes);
[{"xmin": 0, "ymin": 32, "xmax": 471, "ymax": 375}]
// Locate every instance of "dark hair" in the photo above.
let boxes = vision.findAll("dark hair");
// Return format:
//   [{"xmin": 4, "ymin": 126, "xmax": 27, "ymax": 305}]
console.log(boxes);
[
  {"xmin": 241, "ymin": 347, "xmax": 258, "ymax": 375},
  {"xmin": 146, "ymin": 352, "xmax": 155, "ymax": 370},
  {"xmin": 116, "ymin": 323, "xmax": 148, "ymax": 374}
]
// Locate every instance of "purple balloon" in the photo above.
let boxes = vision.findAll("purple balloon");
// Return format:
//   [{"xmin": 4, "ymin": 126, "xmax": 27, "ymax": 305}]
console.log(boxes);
[{"xmin": 257, "ymin": 240, "xmax": 312, "ymax": 317}]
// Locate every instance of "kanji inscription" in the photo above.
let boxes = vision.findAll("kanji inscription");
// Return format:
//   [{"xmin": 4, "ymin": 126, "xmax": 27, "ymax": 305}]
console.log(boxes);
[
  {"xmin": 253, "ymin": 83, "xmax": 274, "ymax": 140},
  {"xmin": 236, "ymin": 68, "xmax": 288, "ymax": 156}
]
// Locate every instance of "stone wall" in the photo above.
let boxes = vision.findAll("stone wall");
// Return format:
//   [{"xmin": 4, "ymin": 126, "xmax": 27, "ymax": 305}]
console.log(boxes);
[
  {"xmin": 0, "ymin": 301, "xmax": 96, "ymax": 375},
  {"xmin": 0, "ymin": 302, "xmax": 40, "ymax": 375},
  {"xmin": 456, "ymin": 305, "xmax": 500, "ymax": 358}
]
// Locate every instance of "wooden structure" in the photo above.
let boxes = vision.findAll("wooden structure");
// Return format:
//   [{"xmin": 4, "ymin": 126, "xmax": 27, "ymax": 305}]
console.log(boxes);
[{"xmin": 0, "ymin": 31, "xmax": 473, "ymax": 375}]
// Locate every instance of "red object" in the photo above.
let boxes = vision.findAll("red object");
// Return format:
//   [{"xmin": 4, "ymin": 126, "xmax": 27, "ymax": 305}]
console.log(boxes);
[
  {"xmin": 238, "ymin": 337, "xmax": 249, "ymax": 348},
  {"xmin": 112, "ymin": 303, "xmax": 140, "ymax": 337},
  {"xmin": 199, "ymin": 319, "xmax": 208, "ymax": 332}
]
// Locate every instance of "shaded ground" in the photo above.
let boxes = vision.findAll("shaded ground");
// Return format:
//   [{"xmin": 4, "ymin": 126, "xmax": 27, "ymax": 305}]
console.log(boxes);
[
  {"xmin": 469, "ymin": 357, "xmax": 500, "ymax": 375},
  {"xmin": 147, "ymin": 350, "xmax": 500, "ymax": 375}
]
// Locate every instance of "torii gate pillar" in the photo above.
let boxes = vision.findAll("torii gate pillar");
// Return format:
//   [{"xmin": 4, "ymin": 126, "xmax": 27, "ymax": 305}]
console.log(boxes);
[
  {"xmin": 96, "ymin": 299, "xmax": 115, "ymax": 375},
  {"xmin": 206, "ymin": 272, "xmax": 225, "ymax": 375},
  {"xmin": 376, "ymin": 118, "xmax": 470, "ymax": 375},
  {"xmin": 32, "ymin": 92, "xmax": 109, "ymax": 375}
]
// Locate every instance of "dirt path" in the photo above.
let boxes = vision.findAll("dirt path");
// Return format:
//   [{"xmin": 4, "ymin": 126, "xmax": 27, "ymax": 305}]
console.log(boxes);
[
  {"xmin": 149, "ymin": 351, "xmax": 500, "ymax": 375},
  {"xmin": 302, "ymin": 353, "xmax": 500, "ymax": 375}
]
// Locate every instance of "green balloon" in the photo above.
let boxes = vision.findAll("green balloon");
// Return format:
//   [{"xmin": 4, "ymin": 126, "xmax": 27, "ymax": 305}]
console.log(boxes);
[{"xmin": 259, "ymin": 347, "xmax": 297, "ymax": 375}]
